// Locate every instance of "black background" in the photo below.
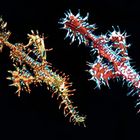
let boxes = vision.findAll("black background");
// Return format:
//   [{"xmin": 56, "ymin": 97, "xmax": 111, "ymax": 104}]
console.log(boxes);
[{"xmin": 0, "ymin": 0, "xmax": 140, "ymax": 140}]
